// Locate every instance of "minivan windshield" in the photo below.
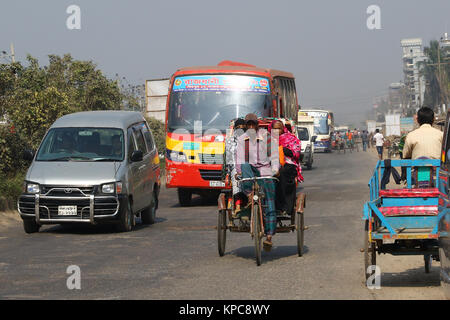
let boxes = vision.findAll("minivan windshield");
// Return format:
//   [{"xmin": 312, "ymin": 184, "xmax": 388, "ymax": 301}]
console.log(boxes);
[{"xmin": 36, "ymin": 128, "xmax": 124, "ymax": 162}]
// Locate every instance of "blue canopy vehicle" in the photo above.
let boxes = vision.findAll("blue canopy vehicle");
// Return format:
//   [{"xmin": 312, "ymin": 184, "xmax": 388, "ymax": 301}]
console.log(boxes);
[{"xmin": 362, "ymin": 158, "xmax": 444, "ymax": 279}]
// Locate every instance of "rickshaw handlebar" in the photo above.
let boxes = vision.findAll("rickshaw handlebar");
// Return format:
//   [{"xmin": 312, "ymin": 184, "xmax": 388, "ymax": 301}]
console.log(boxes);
[{"xmin": 237, "ymin": 176, "xmax": 279, "ymax": 182}]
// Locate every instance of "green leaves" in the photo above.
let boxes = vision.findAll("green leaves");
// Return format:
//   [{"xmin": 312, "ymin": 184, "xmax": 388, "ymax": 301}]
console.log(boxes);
[{"xmin": 0, "ymin": 54, "xmax": 127, "ymax": 176}]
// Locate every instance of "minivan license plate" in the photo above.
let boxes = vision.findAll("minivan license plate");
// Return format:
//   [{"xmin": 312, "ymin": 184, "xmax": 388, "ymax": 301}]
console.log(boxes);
[
  {"xmin": 58, "ymin": 206, "xmax": 77, "ymax": 216},
  {"xmin": 210, "ymin": 181, "xmax": 225, "ymax": 187}
]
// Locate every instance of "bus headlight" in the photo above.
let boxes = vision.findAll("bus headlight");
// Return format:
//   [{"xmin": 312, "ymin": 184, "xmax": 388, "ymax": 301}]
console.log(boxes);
[{"xmin": 166, "ymin": 149, "xmax": 187, "ymax": 163}]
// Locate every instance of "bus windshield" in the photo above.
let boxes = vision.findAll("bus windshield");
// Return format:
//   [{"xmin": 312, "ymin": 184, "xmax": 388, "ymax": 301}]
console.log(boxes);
[
  {"xmin": 303, "ymin": 111, "xmax": 329, "ymax": 135},
  {"xmin": 167, "ymin": 75, "xmax": 271, "ymax": 132}
]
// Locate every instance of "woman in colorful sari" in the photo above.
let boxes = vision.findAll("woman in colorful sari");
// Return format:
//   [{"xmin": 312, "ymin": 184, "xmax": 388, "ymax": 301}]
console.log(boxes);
[{"xmin": 270, "ymin": 120, "xmax": 303, "ymax": 215}]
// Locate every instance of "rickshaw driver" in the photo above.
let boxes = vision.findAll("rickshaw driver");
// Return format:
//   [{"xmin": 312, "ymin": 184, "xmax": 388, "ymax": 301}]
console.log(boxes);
[{"xmin": 235, "ymin": 113, "xmax": 280, "ymax": 249}]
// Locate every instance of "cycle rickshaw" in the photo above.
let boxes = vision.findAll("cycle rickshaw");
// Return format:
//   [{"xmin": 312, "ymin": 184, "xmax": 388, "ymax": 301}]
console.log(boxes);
[{"xmin": 217, "ymin": 118, "xmax": 307, "ymax": 266}]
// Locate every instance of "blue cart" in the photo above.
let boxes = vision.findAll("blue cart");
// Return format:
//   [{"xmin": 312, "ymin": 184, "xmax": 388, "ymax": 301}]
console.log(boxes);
[{"xmin": 362, "ymin": 159, "xmax": 445, "ymax": 279}]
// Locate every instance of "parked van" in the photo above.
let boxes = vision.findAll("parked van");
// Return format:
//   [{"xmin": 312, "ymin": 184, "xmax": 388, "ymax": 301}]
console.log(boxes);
[
  {"xmin": 18, "ymin": 111, "xmax": 160, "ymax": 233},
  {"xmin": 296, "ymin": 126, "xmax": 316, "ymax": 170}
]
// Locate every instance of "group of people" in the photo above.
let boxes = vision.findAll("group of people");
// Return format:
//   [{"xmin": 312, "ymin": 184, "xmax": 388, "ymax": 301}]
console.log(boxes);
[
  {"xmin": 224, "ymin": 113, "xmax": 303, "ymax": 250},
  {"xmin": 334, "ymin": 129, "xmax": 371, "ymax": 152},
  {"xmin": 355, "ymin": 108, "xmax": 443, "ymax": 162},
  {"xmin": 373, "ymin": 107, "xmax": 443, "ymax": 161}
]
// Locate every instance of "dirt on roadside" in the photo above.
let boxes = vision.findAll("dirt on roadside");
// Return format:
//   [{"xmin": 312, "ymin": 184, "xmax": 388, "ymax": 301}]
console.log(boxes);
[{"xmin": 0, "ymin": 210, "xmax": 21, "ymax": 229}]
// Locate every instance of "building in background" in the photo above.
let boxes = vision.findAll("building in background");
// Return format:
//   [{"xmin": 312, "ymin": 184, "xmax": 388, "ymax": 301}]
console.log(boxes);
[
  {"xmin": 401, "ymin": 38, "xmax": 427, "ymax": 111},
  {"xmin": 388, "ymin": 82, "xmax": 406, "ymax": 114},
  {"xmin": 146, "ymin": 79, "xmax": 170, "ymax": 122}
]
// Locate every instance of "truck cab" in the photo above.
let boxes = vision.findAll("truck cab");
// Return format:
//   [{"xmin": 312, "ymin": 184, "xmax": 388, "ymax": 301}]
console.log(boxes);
[{"xmin": 296, "ymin": 119, "xmax": 316, "ymax": 170}]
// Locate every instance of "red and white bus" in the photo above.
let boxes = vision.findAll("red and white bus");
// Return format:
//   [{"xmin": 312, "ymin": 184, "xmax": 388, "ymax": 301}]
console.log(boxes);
[{"xmin": 165, "ymin": 61, "xmax": 299, "ymax": 206}]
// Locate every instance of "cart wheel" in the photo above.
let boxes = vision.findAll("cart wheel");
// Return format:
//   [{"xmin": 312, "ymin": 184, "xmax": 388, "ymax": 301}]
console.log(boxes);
[
  {"xmin": 296, "ymin": 212, "xmax": 305, "ymax": 257},
  {"xmin": 424, "ymin": 254, "xmax": 432, "ymax": 273},
  {"xmin": 253, "ymin": 204, "xmax": 263, "ymax": 266},
  {"xmin": 364, "ymin": 231, "xmax": 376, "ymax": 280},
  {"xmin": 217, "ymin": 209, "xmax": 227, "ymax": 257}
]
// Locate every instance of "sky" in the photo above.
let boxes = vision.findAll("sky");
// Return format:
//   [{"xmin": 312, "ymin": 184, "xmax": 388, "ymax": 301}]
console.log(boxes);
[{"xmin": 1, "ymin": 0, "xmax": 449, "ymax": 126}]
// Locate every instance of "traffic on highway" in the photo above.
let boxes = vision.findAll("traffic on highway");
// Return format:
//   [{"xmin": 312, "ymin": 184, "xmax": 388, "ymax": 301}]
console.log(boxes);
[{"xmin": 0, "ymin": 0, "xmax": 449, "ymax": 310}]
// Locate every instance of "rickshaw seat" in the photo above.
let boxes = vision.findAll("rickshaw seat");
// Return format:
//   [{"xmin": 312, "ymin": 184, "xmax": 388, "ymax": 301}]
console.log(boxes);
[
  {"xmin": 379, "ymin": 205, "xmax": 439, "ymax": 217},
  {"xmin": 379, "ymin": 188, "xmax": 440, "ymax": 198}
]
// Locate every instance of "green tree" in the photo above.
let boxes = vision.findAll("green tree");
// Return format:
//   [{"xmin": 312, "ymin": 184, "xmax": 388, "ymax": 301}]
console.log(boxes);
[
  {"xmin": 421, "ymin": 40, "xmax": 450, "ymax": 111},
  {"xmin": 145, "ymin": 116, "xmax": 166, "ymax": 155}
]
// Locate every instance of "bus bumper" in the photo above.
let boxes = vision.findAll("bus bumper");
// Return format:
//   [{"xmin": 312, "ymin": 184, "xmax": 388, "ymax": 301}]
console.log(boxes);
[{"xmin": 165, "ymin": 161, "xmax": 227, "ymax": 189}]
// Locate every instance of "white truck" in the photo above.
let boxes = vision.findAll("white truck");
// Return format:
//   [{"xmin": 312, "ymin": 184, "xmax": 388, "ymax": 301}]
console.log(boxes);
[{"xmin": 297, "ymin": 115, "xmax": 316, "ymax": 170}]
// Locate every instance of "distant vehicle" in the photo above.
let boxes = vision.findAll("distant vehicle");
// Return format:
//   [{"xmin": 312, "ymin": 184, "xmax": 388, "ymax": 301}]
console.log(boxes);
[
  {"xmin": 299, "ymin": 109, "xmax": 334, "ymax": 152},
  {"xmin": 296, "ymin": 115, "xmax": 316, "ymax": 169},
  {"xmin": 438, "ymin": 109, "xmax": 450, "ymax": 299},
  {"xmin": 18, "ymin": 111, "xmax": 161, "ymax": 233},
  {"xmin": 165, "ymin": 60, "xmax": 299, "ymax": 206}
]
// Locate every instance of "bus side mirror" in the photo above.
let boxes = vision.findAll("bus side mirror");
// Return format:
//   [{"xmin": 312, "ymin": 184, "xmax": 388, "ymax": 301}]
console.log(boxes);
[{"xmin": 312, "ymin": 136, "xmax": 317, "ymax": 143}]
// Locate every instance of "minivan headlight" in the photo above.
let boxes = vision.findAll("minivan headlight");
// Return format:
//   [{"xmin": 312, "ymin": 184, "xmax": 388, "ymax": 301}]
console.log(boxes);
[
  {"xmin": 101, "ymin": 183, "xmax": 115, "ymax": 194},
  {"xmin": 26, "ymin": 183, "xmax": 40, "ymax": 194}
]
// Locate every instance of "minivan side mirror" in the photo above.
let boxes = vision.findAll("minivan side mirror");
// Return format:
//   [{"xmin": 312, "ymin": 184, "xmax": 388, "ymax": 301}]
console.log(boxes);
[
  {"xmin": 311, "ymin": 136, "xmax": 317, "ymax": 143},
  {"xmin": 23, "ymin": 150, "xmax": 34, "ymax": 162},
  {"xmin": 130, "ymin": 150, "xmax": 143, "ymax": 162}
]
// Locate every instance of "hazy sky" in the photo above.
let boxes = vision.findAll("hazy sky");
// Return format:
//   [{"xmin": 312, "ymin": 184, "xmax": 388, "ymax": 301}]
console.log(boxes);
[{"xmin": 1, "ymin": 0, "xmax": 449, "ymax": 125}]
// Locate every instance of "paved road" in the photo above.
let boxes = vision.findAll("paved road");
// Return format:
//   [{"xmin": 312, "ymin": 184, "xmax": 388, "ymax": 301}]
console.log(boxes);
[{"xmin": 0, "ymin": 150, "xmax": 445, "ymax": 299}]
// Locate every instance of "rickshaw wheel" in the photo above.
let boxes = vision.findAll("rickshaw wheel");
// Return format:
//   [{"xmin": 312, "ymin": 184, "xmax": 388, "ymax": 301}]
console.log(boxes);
[
  {"xmin": 364, "ymin": 231, "xmax": 377, "ymax": 280},
  {"xmin": 253, "ymin": 204, "xmax": 262, "ymax": 266},
  {"xmin": 296, "ymin": 212, "xmax": 305, "ymax": 257},
  {"xmin": 424, "ymin": 254, "xmax": 432, "ymax": 273},
  {"xmin": 217, "ymin": 209, "xmax": 227, "ymax": 257}
]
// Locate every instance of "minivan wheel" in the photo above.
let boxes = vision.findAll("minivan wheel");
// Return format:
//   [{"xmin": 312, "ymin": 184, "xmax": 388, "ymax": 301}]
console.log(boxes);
[
  {"xmin": 178, "ymin": 188, "xmax": 192, "ymax": 207},
  {"xmin": 116, "ymin": 200, "xmax": 133, "ymax": 232},
  {"xmin": 23, "ymin": 219, "xmax": 40, "ymax": 234},
  {"xmin": 141, "ymin": 193, "xmax": 157, "ymax": 225}
]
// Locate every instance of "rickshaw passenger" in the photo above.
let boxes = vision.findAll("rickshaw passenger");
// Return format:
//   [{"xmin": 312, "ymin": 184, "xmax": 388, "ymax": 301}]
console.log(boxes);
[
  {"xmin": 270, "ymin": 120, "xmax": 303, "ymax": 215},
  {"xmin": 235, "ymin": 113, "xmax": 280, "ymax": 249},
  {"xmin": 224, "ymin": 118, "xmax": 246, "ymax": 211}
]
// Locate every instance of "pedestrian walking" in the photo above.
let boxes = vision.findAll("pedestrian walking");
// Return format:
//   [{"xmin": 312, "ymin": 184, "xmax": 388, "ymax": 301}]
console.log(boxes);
[
  {"xmin": 362, "ymin": 130, "xmax": 369, "ymax": 152},
  {"xmin": 373, "ymin": 129, "xmax": 385, "ymax": 160}
]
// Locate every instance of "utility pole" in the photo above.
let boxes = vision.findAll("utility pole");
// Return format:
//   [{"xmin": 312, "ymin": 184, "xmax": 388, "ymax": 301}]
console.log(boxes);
[{"xmin": 10, "ymin": 43, "xmax": 15, "ymax": 63}]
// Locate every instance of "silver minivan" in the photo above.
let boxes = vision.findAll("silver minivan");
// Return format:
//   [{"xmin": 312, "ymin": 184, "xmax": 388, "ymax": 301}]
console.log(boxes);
[{"xmin": 18, "ymin": 111, "xmax": 161, "ymax": 233}]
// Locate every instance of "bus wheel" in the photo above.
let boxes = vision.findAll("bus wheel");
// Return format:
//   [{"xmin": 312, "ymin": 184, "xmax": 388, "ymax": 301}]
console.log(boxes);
[{"xmin": 178, "ymin": 188, "xmax": 192, "ymax": 207}]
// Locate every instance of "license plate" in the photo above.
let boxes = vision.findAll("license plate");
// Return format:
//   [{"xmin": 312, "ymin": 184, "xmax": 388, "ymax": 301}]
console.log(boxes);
[
  {"xmin": 209, "ymin": 181, "xmax": 225, "ymax": 188},
  {"xmin": 58, "ymin": 206, "xmax": 77, "ymax": 216}
]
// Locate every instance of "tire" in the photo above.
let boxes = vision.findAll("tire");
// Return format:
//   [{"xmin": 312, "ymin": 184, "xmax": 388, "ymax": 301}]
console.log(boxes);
[
  {"xmin": 23, "ymin": 219, "xmax": 40, "ymax": 234},
  {"xmin": 178, "ymin": 188, "xmax": 192, "ymax": 207},
  {"xmin": 141, "ymin": 193, "xmax": 157, "ymax": 225},
  {"xmin": 116, "ymin": 199, "xmax": 133, "ymax": 232},
  {"xmin": 218, "ymin": 209, "xmax": 227, "ymax": 257},
  {"xmin": 297, "ymin": 212, "xmax": 305, "ymax": 256},
  {"xmin": 424, "ymin": 254, "xmax": 432, "ymax": 273},
  {"xmin": 253, "ymin": 203, "xmax": 263, "ymax": 266},
  {"xmin": 364, "ymin": 231, "xmax": 377, "ymax": 280}
]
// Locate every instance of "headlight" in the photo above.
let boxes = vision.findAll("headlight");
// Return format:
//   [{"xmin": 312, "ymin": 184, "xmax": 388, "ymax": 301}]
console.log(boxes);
[
  {"xmin": 26, "ymin": 183, "xmax": 40, "ymax": 194},
  {"xmin": 166, "ymin": 149, "xmax": 187, "ymax": 163},
  {"xmin": 101, "ymin": 183, "xmax": 115, "ymax": 194}
]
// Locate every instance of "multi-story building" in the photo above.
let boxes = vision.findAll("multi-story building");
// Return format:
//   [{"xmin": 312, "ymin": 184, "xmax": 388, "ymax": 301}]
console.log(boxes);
[{"xmin": 401, "ymin": 38, "xmax": 427, "ymax": 110}]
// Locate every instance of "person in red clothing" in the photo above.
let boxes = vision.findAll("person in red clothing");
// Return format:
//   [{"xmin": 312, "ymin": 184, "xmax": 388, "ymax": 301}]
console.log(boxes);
[{"xmin": 270, "ymin": 120, "xmax": 303, "ymax": 215}]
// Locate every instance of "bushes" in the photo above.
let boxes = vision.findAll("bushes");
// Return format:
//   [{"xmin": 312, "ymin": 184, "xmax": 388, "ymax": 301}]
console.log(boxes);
[
  {"xmin": 0, "ymin": 171, "xmax": 25, "ymax": 209},
  {"xmin": 145, "ymin": 116, "xmax": 166, "ymax": 155}
]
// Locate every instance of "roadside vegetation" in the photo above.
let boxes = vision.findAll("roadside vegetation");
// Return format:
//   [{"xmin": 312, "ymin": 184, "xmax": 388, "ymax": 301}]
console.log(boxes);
[{"xmin": 0, "ymin": 54, "xmax": 165, "ymax": 208}]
